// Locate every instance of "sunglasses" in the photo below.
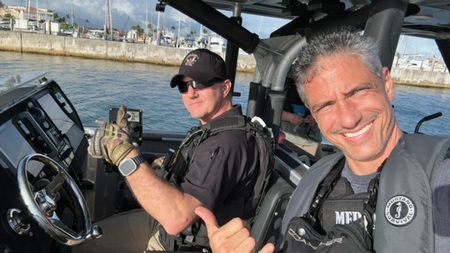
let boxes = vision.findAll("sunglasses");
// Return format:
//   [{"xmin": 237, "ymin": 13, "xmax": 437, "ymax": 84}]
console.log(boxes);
[{"xmin": 177, "ymin": 80, "xmax": 220, "ymax": 94}]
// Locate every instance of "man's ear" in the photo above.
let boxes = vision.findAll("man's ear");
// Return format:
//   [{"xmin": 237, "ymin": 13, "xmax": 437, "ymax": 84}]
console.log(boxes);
[
  {"xmin": 383, "ymin": 67, "xmax": 396, "ymax": 103},
  {"xmin": 222, "ymin": 79, "xmax": 232, "ymax": 97}
]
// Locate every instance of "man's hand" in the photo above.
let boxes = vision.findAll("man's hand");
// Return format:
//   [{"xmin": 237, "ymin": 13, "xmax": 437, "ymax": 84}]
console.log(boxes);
[
  {"xmin": 195, "ymin": 207, "xmax": 275, "ymax": 253},
  {"xmin": 100, "ymin": 136, "xmax": 134, "ymax": 166},
  {"xmin": 100, "ymin": 105, "xmax": 135, "ymax": 166},
  {"xmin": 87, "ymin": 105, "xmax": 136, "ymax": 166}
]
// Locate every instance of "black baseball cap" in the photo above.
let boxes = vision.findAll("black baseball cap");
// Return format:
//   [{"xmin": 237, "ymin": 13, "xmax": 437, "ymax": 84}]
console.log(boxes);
[{"xmin": 170, "ymin": 48, "xmax": 228, "ymax": 88}]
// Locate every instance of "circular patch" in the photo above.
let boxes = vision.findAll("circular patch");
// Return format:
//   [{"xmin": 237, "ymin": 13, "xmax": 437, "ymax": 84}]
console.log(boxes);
[{"xmin": 384, "ymin": 195, "xmax": 416, "ymax": 226}]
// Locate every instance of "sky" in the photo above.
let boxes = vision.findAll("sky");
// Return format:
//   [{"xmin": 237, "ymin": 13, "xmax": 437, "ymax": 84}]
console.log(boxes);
[
  {"xmin": 2, "ymin": 0, "xmax": 443, "ymax": 58},
  {"xmin": 3, "ymin": 0, "xmax": 288, "ymax": 38}
]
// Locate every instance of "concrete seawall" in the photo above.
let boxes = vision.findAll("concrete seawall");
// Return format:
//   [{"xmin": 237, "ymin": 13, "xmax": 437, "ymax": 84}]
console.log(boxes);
[
  {"xmin": 1, "ymin": 31, "xmax": 449, "ymax": 87},
  {"xmin": 0, "ymin": 31, "xmax": 256, "ymax": 72},
  {"xmin": 391, "ymin": 68, "xmax": 450, "ymax": 88}
]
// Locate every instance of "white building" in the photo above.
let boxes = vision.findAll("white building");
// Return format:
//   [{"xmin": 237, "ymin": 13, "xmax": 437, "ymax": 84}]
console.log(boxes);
[{"xmin": 1, "ymin": 5, "xmax": 54, "ymax": 32}]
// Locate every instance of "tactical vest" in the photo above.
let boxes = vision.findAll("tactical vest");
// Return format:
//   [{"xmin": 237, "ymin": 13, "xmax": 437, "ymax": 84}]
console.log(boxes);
[
  {"xmin": 318, "ymin": 176, "xmax": 373, "ymax": 232},
  {"xmin": 159, "ymin": 114, "xmax": 275, "ymax": 251},
  {"xmin": 279, "ymin": 134, "xmax": 450, "ymax": 253}
]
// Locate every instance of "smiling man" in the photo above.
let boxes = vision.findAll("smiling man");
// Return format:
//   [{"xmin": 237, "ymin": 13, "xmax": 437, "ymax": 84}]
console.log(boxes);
[
  {"xmin": 76, "ymin": 48, "xmax": 274, "ymax": 253},
  {"xmin": 196, "ymin": 28, "xmax": 450, "ymax": 253}
]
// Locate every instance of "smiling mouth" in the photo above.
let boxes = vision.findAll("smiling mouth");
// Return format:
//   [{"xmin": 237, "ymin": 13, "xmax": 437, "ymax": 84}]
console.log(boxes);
[
  {"xmin": 189, "ymin": 101, "xmax": 202, "ymax": 106},
  {"xmin": 343, "ymin": 123, "xmax": 373, "ymax": 138}
]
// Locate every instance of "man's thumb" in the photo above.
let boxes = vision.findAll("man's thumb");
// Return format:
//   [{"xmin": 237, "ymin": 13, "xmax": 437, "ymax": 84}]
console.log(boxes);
[
  {"xmin": 195, "ymin": 206, "xmax": 219, "ymax": 235},
  {"xmin": 258, "ymin": 243, "xmax": 275, "ymax": 253}
]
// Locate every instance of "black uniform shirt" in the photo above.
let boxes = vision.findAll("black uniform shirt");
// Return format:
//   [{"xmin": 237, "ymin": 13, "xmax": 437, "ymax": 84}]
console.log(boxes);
[{"xmin": 180, "ymin": 106, "xmax": 260, "ymax": 225}]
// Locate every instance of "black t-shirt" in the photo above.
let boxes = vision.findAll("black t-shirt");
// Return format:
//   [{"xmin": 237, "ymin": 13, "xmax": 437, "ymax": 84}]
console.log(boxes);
[{"xmin": 180, "ymin": 106, "xmax": 260, "ymax": 225}]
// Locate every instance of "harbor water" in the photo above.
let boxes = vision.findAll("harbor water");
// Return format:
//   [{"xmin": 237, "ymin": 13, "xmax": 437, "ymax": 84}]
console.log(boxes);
[{"xmin": 1, "ymin": 51, "xmax": 449, "ymax": 138}]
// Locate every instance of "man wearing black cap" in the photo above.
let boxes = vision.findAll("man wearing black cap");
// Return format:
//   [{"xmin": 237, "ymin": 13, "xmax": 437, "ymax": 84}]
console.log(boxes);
[{"xmin": 75, "ymin": 48, "xmax": 272, "ymax": 253}]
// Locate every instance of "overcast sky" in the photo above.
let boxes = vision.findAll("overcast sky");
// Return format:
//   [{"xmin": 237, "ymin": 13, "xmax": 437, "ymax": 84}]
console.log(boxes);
[{"xmin": 3, "ymin": 0, "xmax": 442, "ymax": 58}]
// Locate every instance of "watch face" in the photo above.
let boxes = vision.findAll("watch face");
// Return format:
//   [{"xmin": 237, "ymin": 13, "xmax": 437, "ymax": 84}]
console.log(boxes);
[{"xmin": 119, "ymin": 159, "xmax": 137, "ymax": 177}]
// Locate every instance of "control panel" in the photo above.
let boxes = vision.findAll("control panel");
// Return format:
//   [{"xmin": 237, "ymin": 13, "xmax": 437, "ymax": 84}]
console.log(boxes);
[{"xmin": 0, "ymin": 80, "xmax": 87, "ymax": 181}]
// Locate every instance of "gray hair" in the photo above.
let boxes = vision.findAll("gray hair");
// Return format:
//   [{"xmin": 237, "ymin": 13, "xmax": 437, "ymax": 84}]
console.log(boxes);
[{"xmin": 293, "ymin": 27, "xmax": 383, "ymax": 107}]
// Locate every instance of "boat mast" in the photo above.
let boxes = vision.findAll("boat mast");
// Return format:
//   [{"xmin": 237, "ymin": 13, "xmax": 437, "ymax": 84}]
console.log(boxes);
[
  {"xmin": 27, "ymin": 0, "xmax": 31, "ymax": 20},
  {"xmin": 35, "ymin": 0, "xmax": 38, "ymax": 21},
  {"xmin": 104, "ymin": 0, "xmax": 112, "ymax": 40},
  {"xmin": 108, "ymin": 0, "xmax": 113, "ymax": 39},
  {"xmin": 104, "ymin": 0, "xmax": 107, "ymax": 39},
  {"xmin": 70, "ymin": 0, "xmax": 74, "ymax": 29},
  {"xmin": 145, "ymin": 0, "xmax": 148, "ymax": 40},
  {"xmin": 156, "ymin": 8, "xmax": 161, "ymax": 45}
]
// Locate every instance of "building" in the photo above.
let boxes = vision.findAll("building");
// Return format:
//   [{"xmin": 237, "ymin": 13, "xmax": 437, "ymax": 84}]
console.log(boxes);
[{"xmin": 0, "ymin": 5, "xmax": 54, "ymax": 32}]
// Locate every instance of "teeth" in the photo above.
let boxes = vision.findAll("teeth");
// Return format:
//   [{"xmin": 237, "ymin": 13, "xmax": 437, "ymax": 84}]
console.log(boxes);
[{"xmin": 344, "ymin": 123, "xmax": 372, "ymax": 138}]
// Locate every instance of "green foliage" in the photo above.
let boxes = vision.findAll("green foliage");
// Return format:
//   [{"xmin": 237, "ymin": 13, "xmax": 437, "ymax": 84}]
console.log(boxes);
[
  {"xmin": 53, "ymin": 11, "xmax": 78, "ymax": 31},
  {"xmin": 60, "ymin": 22, "xmax": 69, "ymax": 31},
  {"xmin": 3, "ymin": 13, "xmax": 13, "ymax": 20},
  {"xmin": 53, "ymin": 12, "xmax": 67, "ymax": 23},
  {"xmin": 131, "ymin": 25, "xmax": 144, "ymax": 36}
]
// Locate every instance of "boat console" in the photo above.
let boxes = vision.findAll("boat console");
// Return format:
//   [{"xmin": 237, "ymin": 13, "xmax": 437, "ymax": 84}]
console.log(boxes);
[{"xmin": 0, "ymin": 77, "xmax": 95, "ymax": 252}]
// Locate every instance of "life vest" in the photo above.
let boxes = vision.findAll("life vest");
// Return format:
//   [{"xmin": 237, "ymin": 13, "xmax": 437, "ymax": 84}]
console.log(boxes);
[
  {"xmin": 159, "ymin": 113, "xmax": 275, "ymax": 251},
  {"xmin": 279, "ymin": 134, "xmax": 450, "ymax": 253}
]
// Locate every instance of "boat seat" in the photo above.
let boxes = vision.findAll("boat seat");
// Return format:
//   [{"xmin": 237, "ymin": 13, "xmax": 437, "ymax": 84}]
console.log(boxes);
[{"xmin": 251, "ymin": 171, "xmax": 294, "ymax": 252}]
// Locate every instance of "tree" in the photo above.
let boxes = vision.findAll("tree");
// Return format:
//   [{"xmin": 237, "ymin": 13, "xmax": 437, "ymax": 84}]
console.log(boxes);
[
  {"xmin": 0, "ymin": 1, "xmax": 4, "ymax": 8},
  {"xmin": 131, "ymin": 25, "xmax": 144, "ymax": 37},
  {"xmin": 3, "ymin": 13, "xmax": 13, "ymax": 20}
]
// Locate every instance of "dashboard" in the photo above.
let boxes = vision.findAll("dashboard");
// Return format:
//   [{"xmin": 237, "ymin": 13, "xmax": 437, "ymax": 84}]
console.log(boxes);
[{"xmin": 0, "ymin": 79, "xmax": 89, "ymax": 252}]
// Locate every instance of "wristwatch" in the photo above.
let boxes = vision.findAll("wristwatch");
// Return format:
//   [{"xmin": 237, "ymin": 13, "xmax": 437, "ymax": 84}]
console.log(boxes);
[{"xmin": 118, "ymin": 155, "xmax": 145, "ymax": 177}]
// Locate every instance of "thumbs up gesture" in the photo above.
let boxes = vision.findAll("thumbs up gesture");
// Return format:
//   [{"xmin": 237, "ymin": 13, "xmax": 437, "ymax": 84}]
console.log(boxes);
[{"xmin": 195, "ymin": 207, "xmax": 275, "ymax": 253}]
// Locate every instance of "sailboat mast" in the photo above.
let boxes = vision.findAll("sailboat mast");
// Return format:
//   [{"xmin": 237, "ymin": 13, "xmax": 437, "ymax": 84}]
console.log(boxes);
[
  {"xmin": 36, "ymin": 0, "xmax": 38, "ymax": 21},
  {"xmin": 145, "ymin": 0, "xmax": 148, "ymax": 37},
  {"xmin": 70, "ymin": 0, "xmax": 74, "ymax": 29},
  {"xmin": 108, "ymin": 0, "xmax": 113, "ymax": 38},
  {"xmin": 27, "ymin": 0, "xmax": 31, "ymax": 20},
  {"xmin": 104, "ymin": 0, "xmax": 107, "ymax": 39},
  {"xmin": 104, "ymin": 0, "xmax": 113, "ymax": 40}
]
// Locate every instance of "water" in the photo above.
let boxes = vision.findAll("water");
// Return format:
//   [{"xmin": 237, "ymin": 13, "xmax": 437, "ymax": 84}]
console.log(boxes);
[{"xmin": 1, "ymin": 51, "xmax": 449, "ymax": 137}]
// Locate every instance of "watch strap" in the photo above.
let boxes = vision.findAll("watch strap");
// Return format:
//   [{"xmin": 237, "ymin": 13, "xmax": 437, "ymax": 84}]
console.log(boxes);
[
  {"xmin": 131, "ymin": 155, "xmax": 146, "ymax": 169},
  {"xmin": 119, "ymin": 155, "xmax": 145, "ymax": 177}
]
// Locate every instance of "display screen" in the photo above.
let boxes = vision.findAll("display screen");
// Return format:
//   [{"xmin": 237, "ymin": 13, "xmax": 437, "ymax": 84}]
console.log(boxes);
[
  {"xmin": 0, "ymin": 120, "xmax": 41, "ymax": 176},
  {"xmin": 37, "ymin": 93, "xmax": 75, "ymax": 134}
]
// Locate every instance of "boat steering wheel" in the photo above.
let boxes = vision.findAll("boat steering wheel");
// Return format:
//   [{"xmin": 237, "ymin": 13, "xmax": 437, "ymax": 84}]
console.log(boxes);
[{"xmin": 17, "ymin": 153, "xmax": 101, "ymax": 246}]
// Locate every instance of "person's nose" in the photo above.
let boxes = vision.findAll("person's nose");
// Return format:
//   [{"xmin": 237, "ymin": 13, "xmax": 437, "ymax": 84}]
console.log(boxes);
[{"xmin": 336, "ymin": 100, "xmax": 362, "ymax": 129}]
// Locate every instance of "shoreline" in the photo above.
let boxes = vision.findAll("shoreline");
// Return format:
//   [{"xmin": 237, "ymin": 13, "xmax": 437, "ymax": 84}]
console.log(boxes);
[
  {"xmin": 0, "ymin": 31, "xmax": 256, "ymax": 73},
  {"xmin": 1, "ymin": 31, "xmax": 449, "ymax": 88}
]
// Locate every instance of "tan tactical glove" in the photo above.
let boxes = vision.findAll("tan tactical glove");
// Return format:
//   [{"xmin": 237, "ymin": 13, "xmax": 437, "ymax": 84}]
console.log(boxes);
[{"xmin": 88, "ymin": 105, "xmax": 135, "ymax": 166}]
